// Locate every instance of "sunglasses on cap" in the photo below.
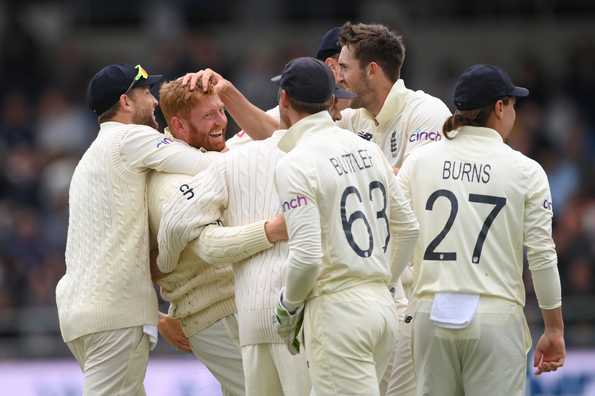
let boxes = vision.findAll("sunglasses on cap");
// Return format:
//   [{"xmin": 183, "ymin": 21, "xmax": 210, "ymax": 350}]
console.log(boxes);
[{"xmin": 124, "ymin": 64, "xmax": 150, "ymax": 94}]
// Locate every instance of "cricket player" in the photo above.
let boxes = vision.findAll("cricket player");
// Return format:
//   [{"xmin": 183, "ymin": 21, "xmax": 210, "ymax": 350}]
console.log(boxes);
[
  {"xmin": 272, "ymin": 57, "xmax": 420, "ymax": 396},
  {"xmin": 56, "ymin": 64, "xmax": 220, "ymax": 396},
  {"xmin": 335, "ymin": 22, "xmax": 453, "ymax": 395},
  {"xmin": 156, "ymin": 128, "xmax": 312, "ymax": 396},
  {"xmin": 148, "ymin": 77, "xmax": 288, "ymax": 396},
  {"xmin": 396, "ymin": 64, "xmax": 565, "ymax": 395},
  {"xmin": 336, "ymin": 22, "xmax": 451, "ymax": 169},
  {"xmin": 153, "ymin": 70, "xmax": 356, "ymax": 396}
]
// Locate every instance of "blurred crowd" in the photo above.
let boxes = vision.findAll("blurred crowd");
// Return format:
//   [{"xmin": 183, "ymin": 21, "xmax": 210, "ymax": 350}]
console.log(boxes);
[{"xmin": 0, "ymin": 7, "xmax": 593, "ymax": 357}]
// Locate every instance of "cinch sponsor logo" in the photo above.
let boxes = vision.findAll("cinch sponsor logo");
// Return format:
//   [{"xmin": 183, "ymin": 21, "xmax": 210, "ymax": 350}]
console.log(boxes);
[
  {"xmin": 409, "ymin": 131, "xmax": 442, "ymax": 143},
  {"xmin": 281, "ymin": 195, "xmax": 308, "ymax": 212},
  {"xmin": 157, "ymin": 137, "xmax": 173, "ymax": 148},
  {"xmin": 179, "ymin": 183, "xmax": 195, "ymax": 200}
]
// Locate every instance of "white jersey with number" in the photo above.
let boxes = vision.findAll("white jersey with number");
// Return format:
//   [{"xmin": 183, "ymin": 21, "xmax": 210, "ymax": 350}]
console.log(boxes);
[
  {"xmin": 396, "ymin": 126, "xmax": 559, "ymax": 307},
  {"xmin": 337, "ymin": 79, "xmax": 451, "ymax": 168},
  {"xmin": 275, "ymin": 111, "xmax": 419, "ymax": 305}
]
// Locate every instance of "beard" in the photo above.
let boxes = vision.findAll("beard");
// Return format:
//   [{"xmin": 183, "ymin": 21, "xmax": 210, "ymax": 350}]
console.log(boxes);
[
  {"xmin": 187, "ymin": 123, "xmax": 226, "ymax": 152},
  {"xmin": 133, "ymin": 106, "xmax": 159, "ymax": 129},
  {"xmin": 345, "ymin": 73, "xmax": 372, "ymax": 110}
]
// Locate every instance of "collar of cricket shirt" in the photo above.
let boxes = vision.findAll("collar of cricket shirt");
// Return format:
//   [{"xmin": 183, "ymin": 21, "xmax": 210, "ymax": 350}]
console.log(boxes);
[
  {"xmin": 365, "ymin": 79, "xmax": 408, "ymax": 128},
  {"xmin": 278, "ymin": 110, "xmax": 334, "ymax": 153},
  {"xmin": 456, "ymin": 126, "xmax": 503, "ymax": 143}
]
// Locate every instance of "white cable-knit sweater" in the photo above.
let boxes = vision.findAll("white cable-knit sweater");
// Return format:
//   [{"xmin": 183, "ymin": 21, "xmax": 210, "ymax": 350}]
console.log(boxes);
[
  {"xmin": 148, "ymin": 171, "xmax": 273, "ymax": 337},
  {"xmin": 56, "ymin": 121, "xmax": 217, "ymax": 343},
  {"xmin": 158, "ymin": 132, "xmax": 288, "ymax": 345}
]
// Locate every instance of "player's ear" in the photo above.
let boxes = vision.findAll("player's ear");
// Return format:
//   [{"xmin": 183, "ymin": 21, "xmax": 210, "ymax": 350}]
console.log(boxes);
[
  {"xmin": 169, "ymin": 116, "xmax": 187, "ymax": 140},
  {"xmin": 119, "ymin": 94, "xmax": 133, "ymax": 112},
  {"xmin": 279, "ymin": 89, "xmax": 290, "ymax": 110},
  {"xmin": 325, "ymin": 57, "xmax": 338, "ymax": 75},
  {"xmin": 493, "ymin": 100, "xmax": 505, "ymax": 119},
  {"xmin": 366, "ymin": 61, "xmax": 379, "ymax": 79}
]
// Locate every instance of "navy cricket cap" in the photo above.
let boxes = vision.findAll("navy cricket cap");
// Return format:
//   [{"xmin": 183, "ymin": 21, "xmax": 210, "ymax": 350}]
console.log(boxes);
[
  {"xmin": 454, "ymin": 64, "xmax": 529, "ymax": 111},
  {"xmin": 316, "ymin": 27, "xmax": 341, "ymax": 61},
  {"xmin": 271, "ymin": 57, "xmax": 355, "ymax": 103},
  {"xmin": 87, "ymin": 64, "xmax": 163, "ymax": 115}
]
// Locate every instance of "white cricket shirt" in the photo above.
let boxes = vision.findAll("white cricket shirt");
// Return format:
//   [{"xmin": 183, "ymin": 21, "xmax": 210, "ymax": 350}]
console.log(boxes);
[
  {"xmin": 337, "ymin": 79, "xmax": 451, "ymax": 168},
  {"xmin": 275, "ymin": 111, "xmax": 419, "ymax": 306},
  {"xmin": 396, "ymin": 126, "xmax": 561, "ymax": 309}
]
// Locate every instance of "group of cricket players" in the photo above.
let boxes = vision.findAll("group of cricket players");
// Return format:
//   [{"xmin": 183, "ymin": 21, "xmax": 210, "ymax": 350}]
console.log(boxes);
[{"xmin": 56, "ymin": 21, "xmax": 566, "ymax": 396}]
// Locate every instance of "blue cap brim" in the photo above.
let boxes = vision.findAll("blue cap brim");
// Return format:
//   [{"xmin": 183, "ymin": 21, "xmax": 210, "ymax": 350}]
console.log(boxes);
[
  {"xmin": 510, "ymin": 86, "xmax": 529, "ymax": 98},
  {"xmin": 335, "ymin": 87, "xmax": 356, "ymax": 99},
  {"xmin": 271, "ymin": 75, "xmax": 282, "ymax": 83},
  {"xmin": 135, "ymin": 74, "xmax": 163, "ymax": 88}
]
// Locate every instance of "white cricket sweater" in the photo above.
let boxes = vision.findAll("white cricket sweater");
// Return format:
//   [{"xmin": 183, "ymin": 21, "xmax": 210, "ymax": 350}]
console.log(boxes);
[
  {"xmin": 158, "ymin": 132, "xmax": 288, "ymax": 346},
  {"xmin": 148, "ymin": 171, "xmax": 273, "ymax": 337},
  {"xmin": 56, "ymin": 121, "xmax": 215, "ymax": 343}
]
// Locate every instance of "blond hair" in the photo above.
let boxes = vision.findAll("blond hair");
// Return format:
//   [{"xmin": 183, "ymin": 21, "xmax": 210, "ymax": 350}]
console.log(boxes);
[{"xmin": 159, "ymin": 78, "xmax": 211, "ymax": 123}]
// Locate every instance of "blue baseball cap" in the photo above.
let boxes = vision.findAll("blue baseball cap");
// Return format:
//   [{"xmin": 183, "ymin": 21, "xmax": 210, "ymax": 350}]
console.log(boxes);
[
  {"xmin": 316, "ymin": 27, "xmax": 341, "ymax": 61},
  {"xmin": 454, "ymin": 64, "xmax": 529, "ymax": 111},
  {"xmin": 87, "ymin": 64, "xmax": 163, "ymax": 115},
  {"xmin": 271, "ymin": 57, "xmax": 356, "ymax": 103}
]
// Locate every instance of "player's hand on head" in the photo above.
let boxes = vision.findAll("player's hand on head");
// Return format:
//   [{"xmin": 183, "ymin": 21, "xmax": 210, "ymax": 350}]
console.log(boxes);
[
  {"xmin": 201, "ymin": 68, "xmax": 231, "ymax": 96},
  {"xmin": 158, "ymin": 314, "xmax": 192, "ymax": 353},
  {"xmin": 181, "ymin": 72, "xmax": 201, "ymax": 91},
  {"xmin": 533, "ymin": 331, "xmax": 566, "ymax": 375}
]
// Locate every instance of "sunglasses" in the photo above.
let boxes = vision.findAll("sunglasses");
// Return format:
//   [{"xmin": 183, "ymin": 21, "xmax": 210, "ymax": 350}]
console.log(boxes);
[{"xmin": 124, "ymin": 64, "xmax": 149, "ymax": 94}]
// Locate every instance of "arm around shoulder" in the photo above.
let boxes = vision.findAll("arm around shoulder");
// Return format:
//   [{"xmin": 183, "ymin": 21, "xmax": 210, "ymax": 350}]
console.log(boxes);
[
  {"xmin": 194, "ymin": 220, "xmax": 274, "ymax": 266},
  {"xmin": 120, "ymin": 125, "xmax": 220, "ymax": 175}
]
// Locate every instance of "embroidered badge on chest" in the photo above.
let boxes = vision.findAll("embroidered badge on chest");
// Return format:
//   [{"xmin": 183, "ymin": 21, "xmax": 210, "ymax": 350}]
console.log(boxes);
[{"xmin": 390, "ymin": 130, "xmax": 399, "ymax": 157}]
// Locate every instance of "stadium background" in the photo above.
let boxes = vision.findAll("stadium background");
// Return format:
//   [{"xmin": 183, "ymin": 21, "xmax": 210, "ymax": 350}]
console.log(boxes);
[{"xmin": 0, "ymin": 1, "xmax": 593, "ymax": 394}]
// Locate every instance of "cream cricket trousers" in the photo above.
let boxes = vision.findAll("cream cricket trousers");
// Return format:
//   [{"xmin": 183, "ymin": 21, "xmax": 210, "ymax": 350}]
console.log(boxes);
[
  {"xmin": 382, "ymin": 299, "xmax": 416, "ymax": 396},
  {"xmin": 67, "ymin": 326, "xmax": 149, "ymax": 396},
  {"xmin": 241, "ymin": 343, "xmax": 311, "ymax": 396},
  {"xmin": 413, "ymin": 296, "xmax": 532, "ymax": 396},
  {"xmin": 188, "ymin": 315, "xmax": 245, "ymax": 396},
  {"xmin": 304, "ymin": 283, "xmax": 398, "ymax": 396}
]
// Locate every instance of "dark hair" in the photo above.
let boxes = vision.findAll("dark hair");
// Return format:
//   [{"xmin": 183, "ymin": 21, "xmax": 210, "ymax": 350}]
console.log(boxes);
[
  {"xmin": 287, "ymin": 95, "xmax": 332, "ymax": 115},
  {"xmin": 339, "ymin": 22, "xmax": 405, "ymax": 82},
  {"xmin": 442, "ymin": 97, "xmax": 510, "ymax": 139},
  {"xmin": 97, "ymin": 100, "xmax": 121, "ymax": 123}
]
